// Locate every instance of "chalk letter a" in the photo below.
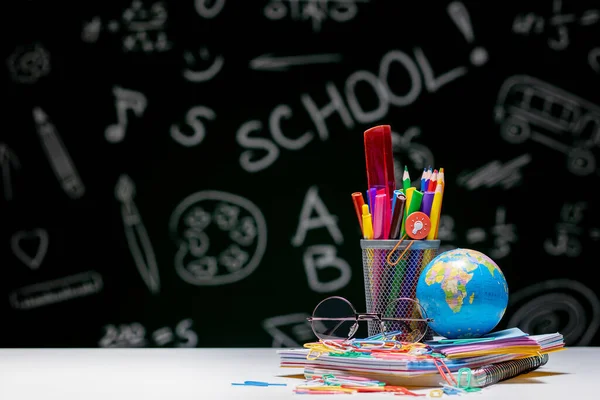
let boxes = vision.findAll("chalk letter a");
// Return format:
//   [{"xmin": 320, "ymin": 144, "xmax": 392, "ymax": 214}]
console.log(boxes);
[{"xmin": 291, "ymin": 186, "xmax": 343, "ymax": 247}]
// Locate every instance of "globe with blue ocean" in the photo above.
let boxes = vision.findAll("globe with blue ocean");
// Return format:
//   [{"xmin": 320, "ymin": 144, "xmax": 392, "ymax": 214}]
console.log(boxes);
[{"xmin": 416, "ymin": 248, "xmax": 509, "ymax": 339}]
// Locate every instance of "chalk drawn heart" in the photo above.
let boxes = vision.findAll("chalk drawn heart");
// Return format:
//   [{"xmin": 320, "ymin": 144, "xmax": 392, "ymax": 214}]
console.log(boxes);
[{"xmin": 11, "ymin": 228, "xmax": 49, "ymax": 270}]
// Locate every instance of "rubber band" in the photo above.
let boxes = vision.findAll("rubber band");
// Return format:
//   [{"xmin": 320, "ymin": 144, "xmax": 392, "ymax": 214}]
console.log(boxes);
[{"xmin": 429, "ymin": 389, "xmax": 443, "ymax": 397}]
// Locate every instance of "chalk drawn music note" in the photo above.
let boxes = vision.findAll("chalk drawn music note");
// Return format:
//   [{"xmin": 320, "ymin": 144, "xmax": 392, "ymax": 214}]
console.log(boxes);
[
  {"xmin": 0, "ymin": 143, "xmax": 20, "ymax": 201},
  {"xmin": 11, "ymin": 228, "xmax": 49, "ymax": 270},
  {"xmin": 115, "ymin": 174, "xmax": 160, "ymax": 294},
  {"xmin": 105, "ymin": 86, "xmax": 147, "ymax": 143}
]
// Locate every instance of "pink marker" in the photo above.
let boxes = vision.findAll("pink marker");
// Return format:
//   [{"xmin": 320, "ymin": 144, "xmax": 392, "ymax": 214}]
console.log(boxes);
[{"xmin": 373, "ymin": 194, "xmax": 385, "ymax": 239}]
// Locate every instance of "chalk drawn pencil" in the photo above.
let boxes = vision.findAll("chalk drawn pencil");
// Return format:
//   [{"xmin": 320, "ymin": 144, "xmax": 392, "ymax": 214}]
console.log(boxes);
[{"xmin": 32, "ymin": 107, "xmax": 85, "ymax": 199}]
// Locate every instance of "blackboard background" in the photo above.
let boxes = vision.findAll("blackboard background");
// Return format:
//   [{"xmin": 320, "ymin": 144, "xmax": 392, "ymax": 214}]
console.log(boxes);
[{"xmin": 2, "ymin": 0, "xmax": 599, "ymax": 348}]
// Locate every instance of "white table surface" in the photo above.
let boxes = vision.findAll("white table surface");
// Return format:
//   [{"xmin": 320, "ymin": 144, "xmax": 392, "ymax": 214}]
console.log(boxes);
[{"xmin": 0, "ymin": 347, "xmax": 597, "ymax": 400}]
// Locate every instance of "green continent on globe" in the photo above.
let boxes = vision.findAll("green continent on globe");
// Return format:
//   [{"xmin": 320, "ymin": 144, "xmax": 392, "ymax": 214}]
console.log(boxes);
[{"xmin": 424, "ymin": 260, "xmax": 477, "ymax": 313}]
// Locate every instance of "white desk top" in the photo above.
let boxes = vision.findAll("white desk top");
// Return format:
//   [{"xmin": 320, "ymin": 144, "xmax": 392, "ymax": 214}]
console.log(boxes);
[{"xmin": 0, "ymin": 347, "xmax": 596, "ymax": 400}]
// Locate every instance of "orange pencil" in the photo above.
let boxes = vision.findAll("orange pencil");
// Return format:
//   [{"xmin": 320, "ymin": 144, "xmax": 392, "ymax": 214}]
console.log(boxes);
[
  {"xmin": 352, "ymin": 192, "xmax": 365, "ymax": 233},
  {"xmin": 427, "ymin": 169, "xmax": 438, "ymax": 192}
]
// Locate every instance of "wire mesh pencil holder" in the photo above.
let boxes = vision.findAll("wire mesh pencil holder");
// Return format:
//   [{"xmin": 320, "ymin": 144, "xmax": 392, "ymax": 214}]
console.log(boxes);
[{"xmin": 360, "ymin": 239, "xmax": 440, "ymax": 340}]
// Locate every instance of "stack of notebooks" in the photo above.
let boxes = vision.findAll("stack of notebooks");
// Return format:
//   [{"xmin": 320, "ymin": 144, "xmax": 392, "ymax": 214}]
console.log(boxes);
[{"xmin": 278, "ymin": 328, "xmax": 565, "ymax": 388}]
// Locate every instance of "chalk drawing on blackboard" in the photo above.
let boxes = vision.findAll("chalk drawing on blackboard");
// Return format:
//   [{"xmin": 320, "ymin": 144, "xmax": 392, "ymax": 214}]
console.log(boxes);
[
  {"xmin": 465, "ymin": 207, "xmax": 516, "ymax": 259},
  {"xmin": 82, "ymin": 1, "xmax": 171, "ymax": 52},
  {"xmin": 9, "ymin": 271, "xmax": 103, "ymax": 310},
  {"xmin": 169, "ymin": 191, "xmax": 267, "ymax": 286},
  {"xmin": 447, "ymin": 2, "xmax": 488, "ymax": 66},
  {"xmin": 264, "ymin": 0, "xmax": 368, "ymax": 32},
  {"xmin": 512, "ymin": 0, "xmax": 599, "ymax": 51},
  {"xmin": 262, "ymin": 313, "xmax": 314, "ymax": 347},
  {"xmin": 99, "ymin": 322, "xmax": 147, "ymax": 347},
  {"xmin": 507, "ymin": 279, "xmax": 600, "ymax": 346},
  {"xmin": 291, "ymin": 186, "xmax": 343, "ymax": 247},
  {"xmin": 32, "ymin": 107, "xmax": 85, "ymax": 199},
  {"xmin": 105, "ymin": 86, "xmax": 147, "ymax": 143},
  {"xmin": 6, "ymin": 43, "xmax": 50, "ymax": 84},
  {"xmin": 457, "ymin": 154, "xmax": 532, "ymax": 190},
  {"xmin": 99, "ymin": 318, "xmax": 198, "ymax": 348},
  {"xmin": 115, "ymin": 174, "xmax": 160, "ymax": 294},
  {"xmin": 195, "ymin": 0, "xmax": 226, "ymax": 18},
  {"xmin": 170, "ymin": 105, "xmax": 216, "ymax": 147},
  {"xmin": 494, "ymin": 75, "xmax": 600, "ymax": 176},
  {"xmin": 291, "ymin": 186, "xmax": 350, "ymax": 293},
  {"xmin": 544, "ymin": 201, "xmax": 588, "ymax": 258},
  {"xmin": 183, "ymin": 47, "xmax": 224, "ymax": 82},
  {"xmin": 11, "ymin": 228, "xmax": 49, "ymax": 270},
  {"xmin": 239, "ymin": 47, "xmax": 474, "ymax": 173},
  {"xmin": 589, "ymin": 48, "xmax": 600, "ymax": 73},
  {"xmin": 0, "ymin": 143, "xmax": 20, "ymax": 201},
  {"xmin": 391, "ymin": 127, "xmax": 434, "ymax": 190},
  {"xmin": 249, "ymin": 53, "xmax": 342, "ymax": 71}
]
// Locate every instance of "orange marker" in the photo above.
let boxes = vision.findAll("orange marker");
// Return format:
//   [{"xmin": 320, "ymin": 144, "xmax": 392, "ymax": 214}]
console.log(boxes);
[{"xmin": 352, "ymin": 192, "xmax": 365, "ymax": 233}]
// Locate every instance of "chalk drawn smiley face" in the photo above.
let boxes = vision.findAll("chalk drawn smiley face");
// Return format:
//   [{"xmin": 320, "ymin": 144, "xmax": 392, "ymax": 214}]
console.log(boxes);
[
  {"xmin": 182, "ymin": 47, "xmax": 224, "ymax": 83},
  {"xmin": 169, "ymin": 190, "xmax": 267, "ymax": 286}
]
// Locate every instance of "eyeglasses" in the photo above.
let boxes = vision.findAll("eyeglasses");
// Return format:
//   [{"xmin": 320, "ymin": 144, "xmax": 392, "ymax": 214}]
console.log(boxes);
[{"xmin": 307, "ymin": 296, "xmax": 433, "ymax": 343}]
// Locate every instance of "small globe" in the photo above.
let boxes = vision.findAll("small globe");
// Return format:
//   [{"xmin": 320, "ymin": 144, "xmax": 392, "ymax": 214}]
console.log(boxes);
[{"xmin": 416, "ymin": 248, "xmax": 509, "ymax": 339}]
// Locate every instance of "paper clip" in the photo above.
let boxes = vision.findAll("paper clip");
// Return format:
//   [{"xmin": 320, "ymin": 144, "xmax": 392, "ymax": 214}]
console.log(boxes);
[
  {"xmin": 231, "ymin": 381, "xmax": 287, "ymax": 386},
  {"xmin": 429, "ymin": 389, "xmax": 443, "ymax": 397},
  {"xmin": 456, "ymin": 368, "xmax": 481, "ymax": 393},
  {"xmin": 386, "ymin": 234, "xmax": 414, "ymax": 266}
]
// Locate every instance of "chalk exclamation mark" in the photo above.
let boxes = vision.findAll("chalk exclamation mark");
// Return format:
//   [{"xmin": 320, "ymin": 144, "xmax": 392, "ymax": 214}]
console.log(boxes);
[{"xmin": 447, "ymin": 1, "xmax": 488, "ymax": 66}]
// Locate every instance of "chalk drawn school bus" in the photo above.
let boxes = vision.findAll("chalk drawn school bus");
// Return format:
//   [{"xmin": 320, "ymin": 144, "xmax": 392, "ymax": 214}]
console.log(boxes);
[{"xmin": 494, "ymin": 75, "xmax": 600, "ymax": 176}]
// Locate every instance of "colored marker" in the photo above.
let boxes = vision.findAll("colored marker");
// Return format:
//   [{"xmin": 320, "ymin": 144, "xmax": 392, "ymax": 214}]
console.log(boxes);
[
  {"xmin": 351, "ymin": 192, "xmax": 365, "ymax": 232},
  {"xmin": 391, "ymin": 189, "xmax": 403, "ymax": 216},
  {"xmin": 368, "ymin": 187, "xmax": 378, "ymax": 219},
  {"xmin": 389, "ymin": 193, "xmax": 406, "ymax": 240},
  {"xmin": 373, "ymin": 193, "xmax": 386, "ymax": 239},
  {"xmin": 362, "ymin": 204, "xmax": 373, "ymax": 240},
  {"xmin": 401, "ymin": 187, "xmax": 416, "ymax": 238}
]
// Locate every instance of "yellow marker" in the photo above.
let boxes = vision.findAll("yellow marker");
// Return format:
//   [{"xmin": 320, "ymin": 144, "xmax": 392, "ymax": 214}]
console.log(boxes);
[
  {"xmin": 362, "ymin": 203, "xmax": 374, "ymax": 240},
  {"xmin": 427, "ymin": 184, "xmax": 443, "ymax": 240},
  {"xmin": 400, "ymin": 187, "xmax": 416, "ymax": 237}
]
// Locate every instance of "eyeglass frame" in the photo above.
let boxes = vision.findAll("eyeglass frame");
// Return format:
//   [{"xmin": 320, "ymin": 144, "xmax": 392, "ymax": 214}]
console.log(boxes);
[{"xmin": 306, "ymin": 295, "xmax": 433, "ymax": 342}]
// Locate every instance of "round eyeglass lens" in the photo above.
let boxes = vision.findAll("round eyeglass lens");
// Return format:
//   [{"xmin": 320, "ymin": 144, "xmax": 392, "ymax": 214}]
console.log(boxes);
[
  {"xmin": 381, "ymin": 298, "xmax": 429, "ymax": 343},
  {"xmin": 311, "ymin": 296, "xmax": 358, "ymax": 341}
]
